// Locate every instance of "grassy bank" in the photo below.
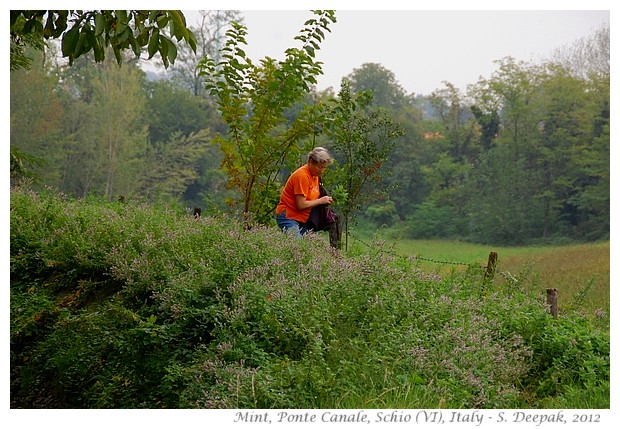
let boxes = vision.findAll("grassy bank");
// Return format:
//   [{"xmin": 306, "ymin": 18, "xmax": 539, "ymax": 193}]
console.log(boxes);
[{"xmin": 10, "ymin": 187, "xmax": 609, "ymax": 409}]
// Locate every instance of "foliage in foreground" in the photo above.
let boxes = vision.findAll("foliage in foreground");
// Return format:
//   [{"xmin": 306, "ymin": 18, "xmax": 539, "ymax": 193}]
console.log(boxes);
[
  {"xmin": 10, "ymin": 10, "xmax": 197, "ymax": 70},
  {"xmin": 10, "ymin": 187, "xmax": 609, "ymax": 408}
]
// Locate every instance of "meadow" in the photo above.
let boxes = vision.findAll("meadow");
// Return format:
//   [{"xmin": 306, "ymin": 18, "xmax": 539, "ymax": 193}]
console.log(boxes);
[
  {"xmin": 348, "ymin": 233, "xmax": 610, "ymax": 318},
  {"xmin": 10, "ymin": 187, "xmax": 609, "ymax": 409}
]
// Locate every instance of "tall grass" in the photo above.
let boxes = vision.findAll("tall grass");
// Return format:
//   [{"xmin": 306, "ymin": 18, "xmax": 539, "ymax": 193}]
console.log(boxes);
[{"xmin": 10, "ymin": 187, "xmax": 609, "ymax": 409}]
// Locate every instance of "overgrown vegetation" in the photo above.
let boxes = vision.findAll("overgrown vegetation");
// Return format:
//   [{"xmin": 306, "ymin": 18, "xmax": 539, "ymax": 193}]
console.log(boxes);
[{"xmin": 10, "ymin": 187, "xmax": 609, "ymax": 408}]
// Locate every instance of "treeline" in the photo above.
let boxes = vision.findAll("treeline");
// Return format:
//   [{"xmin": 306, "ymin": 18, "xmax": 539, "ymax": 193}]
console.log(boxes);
[{"xmin": 10, "ymin": 13, "xmax": 609, "ymax": 245}]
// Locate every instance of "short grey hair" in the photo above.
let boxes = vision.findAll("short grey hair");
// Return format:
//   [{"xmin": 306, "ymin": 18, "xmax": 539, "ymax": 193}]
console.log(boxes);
[{"xmin": 307, "ymin": 147, "xmax": 333, "ymax": 164}]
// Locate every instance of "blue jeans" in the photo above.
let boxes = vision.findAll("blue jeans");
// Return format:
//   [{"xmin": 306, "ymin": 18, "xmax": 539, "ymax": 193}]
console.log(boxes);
[{"xmin": 276, "ymin": 210, "xmax": 308, "ymax": 238}]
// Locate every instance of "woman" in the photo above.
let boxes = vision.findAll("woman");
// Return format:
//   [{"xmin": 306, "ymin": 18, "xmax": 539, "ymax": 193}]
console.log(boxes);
[{"xmin": 275, "ymin": 147, "xmax": 334, "ymax": 237}]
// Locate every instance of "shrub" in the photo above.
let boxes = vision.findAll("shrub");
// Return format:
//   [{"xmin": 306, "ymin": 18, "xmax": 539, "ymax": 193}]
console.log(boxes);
[
  {"xmin": 406, "ymin": 201, "xmax": 464, "ymax": 239},
  {"xmin": 10, "ymin": 187, "xmax": 609, "ymax": 408}
]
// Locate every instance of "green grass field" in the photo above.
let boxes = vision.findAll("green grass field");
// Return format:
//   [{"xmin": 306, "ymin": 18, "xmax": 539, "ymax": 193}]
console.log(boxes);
[{"xmin": 349, "ymin": 233, "xmax": 610, "ymax": 318}]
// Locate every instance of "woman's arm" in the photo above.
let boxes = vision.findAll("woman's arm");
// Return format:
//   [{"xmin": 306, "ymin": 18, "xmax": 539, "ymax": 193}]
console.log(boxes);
[{"xmin": 295, "ymin": 194, "xmax": 333, "ymax": 210}]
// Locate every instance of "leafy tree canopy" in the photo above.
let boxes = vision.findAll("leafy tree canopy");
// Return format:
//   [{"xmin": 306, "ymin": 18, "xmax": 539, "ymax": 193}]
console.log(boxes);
[
  {"xmin": 10, "ymin": 10, "xmax": 197, "ymax": 70},
  {"xmin": 345, "ymin": 62, "xmax": 411, "ymax": 108}
]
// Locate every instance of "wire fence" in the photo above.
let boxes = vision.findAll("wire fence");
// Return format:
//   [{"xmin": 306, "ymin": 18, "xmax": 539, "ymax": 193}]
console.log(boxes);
[
  {"xmin": 350, "ymin": 234, "xmax": 516, "ymax": 284},
  {"xmin": 350, "ymin": 233, "xmax": 558, "ymax": 317},
  {"xmin": 351, "ymin": 234, "xmax": 479, "ymax": 267}
]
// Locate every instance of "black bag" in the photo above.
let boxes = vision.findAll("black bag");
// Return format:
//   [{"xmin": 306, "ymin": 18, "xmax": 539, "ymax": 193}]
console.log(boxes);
[{"xmin": 307, "ymin": 178, "xmax": 337, "ymax": 231}]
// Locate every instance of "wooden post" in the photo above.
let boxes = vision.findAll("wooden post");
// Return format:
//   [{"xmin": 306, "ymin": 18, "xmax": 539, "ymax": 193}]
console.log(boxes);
[
  {"xmin": 328, "ymin": 216, "xmax": 342, "ymax": 250},
  {"xmin": 484, "ymin": 251, "xmax": 498, "ymax": 283},
  {"xmin": 546, "ymin": 288, "xmax": 558, "ymax": 318}
]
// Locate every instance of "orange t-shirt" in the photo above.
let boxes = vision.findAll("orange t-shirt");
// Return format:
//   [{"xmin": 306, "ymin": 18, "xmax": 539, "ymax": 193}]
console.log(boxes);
[{"xmin": 276, "ymin": 164, "xmax": 320, "ymax": 223}]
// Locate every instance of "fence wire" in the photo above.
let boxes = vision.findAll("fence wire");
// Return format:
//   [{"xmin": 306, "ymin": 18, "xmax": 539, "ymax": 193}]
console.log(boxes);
[
  {"xmin": 352, "ymin": 234, "xmax": 472, "ymax": 266},
  {"xmin": 349, "ymin": 234, "xmax": 563, "ymax": 320},
  {"xmin": 350, "ymin": 234, "xmax": 517, "ymax": 282}
]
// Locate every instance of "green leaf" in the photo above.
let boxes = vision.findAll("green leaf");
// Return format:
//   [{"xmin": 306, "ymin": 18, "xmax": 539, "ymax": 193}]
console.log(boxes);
[
  {"xmin": 23, "ymin": 19, "xmax": 43, "ymax": 37},
  {"xmin": 136, "ymin": 29, "xmax": 149, "ymax": 46},
  {"xmin": 113, "ymin": 46, "xmax": 122, "ymax": 64},
  {"xmin": 159, "ymin": 35, "xmax": 169, "ymax": 67},
  {"xmin": 166, "ymin": 38, "xmax": 177, "ymax": 64},
  {"xmin": 129, "ymin": 33, "xmax": 141, "ymax": 56},
  {"xmin": 87, "ymin": 31, "xmax": 104, "ymax": 62},
  {"xmin": 230, "ymin": 58, "xmax": 243, "ymax": 70},
  {"xmin": 117, "ymin": 27, "xmax": 131, "ymax": 44},
  {"xmin": 186, "ymin": 31, "xmax": 198, "ymax": 52},
  {"xmin": 94, "ymin": 13, "xmax": 105, "ymax": 36},
  {"xmin": 74, "ymin": 32, "xmax": 87, "ymax": 58},
  {"xmin": 61, "ymin": 25, "xmax": 80, "ymax": 57},
  {"xmin": 147, "ymin": 29, "xmax": 159, "ymax": 59},
  {"xmin": 167, "ymin": 10, "xmax": 186, "ymax": 39},
  {"xmin": 168, "ymin": 18, "xmax": 176, "ymax": 38},
  {"xmin": 115, "ymin": 10, "xmax": 129, "ymax": 34},
  {"xmin": 156, "ymin": 14, "xmax": 169, "ymax": 29}
]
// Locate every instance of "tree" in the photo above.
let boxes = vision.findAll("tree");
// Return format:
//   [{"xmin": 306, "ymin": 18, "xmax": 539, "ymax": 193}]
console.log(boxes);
[
  {"xmin": 464, "ymin": 145, "xmax": 544, "ymax": 245},
  {"xmin": 166, "ymin": 10, "xmax": 243, "ymax": 96},
  {"xmin": 428, "ymin": 82, "xmax": 479, "ymax": 162},
  {"xmin": 345, "ymin": 62, "xmax": 411, "ymax": 109},
  {"xmin": 473, "ymin": 58, "xmax": 543, "ymax": 160},
  {"xmin": 322, "ymin": 80, "xmax": 404, "ymax": 249},
  {"xmin": 144, "ymin": 79, "xmax": 217, "ymax": 144},
  {"xmin": 464, "ymin": 59, "xmax": 547, "ymax": 243},
  {"xmin": 470, "ymin": 105, "xmax": 500, "ymax": 151},
  {"xmin": 344, "ymin": 65, "xmax": 428, "ymax": 222},
  {"xmin": 382, "ymin": 110, "xmax": 429, "ymax": 221},
  {"xmin": 183, "ymin": 143, "xmax": 236, "ymax": 215},
  {"xmin": 551, "ymin": 22, "xmax": 609, "ymax": 80},
  {"xmin": 199, "ymin": 10, "xmax": 337, "ymax": 226},
  {"xmin": 533, "ymin": 66, "xmax": 595, "ymax": 238},
  {"xmin": 56, "ymin": 52, "xmax": 149, "ymax": 199},
  {"xmin": 548, "ymin": 23, "xmax": 610, "ymax": 240},
  {"xmin": 10, "ymin": 10, "xmax": 197, "ymax": 71},
  {"xmin": 10, "ymin": 46, "xmax": 64, "ymax": 183},
  {"xmin": 140, "ymin": 129, "xmax": 213, "ymax": 202}
]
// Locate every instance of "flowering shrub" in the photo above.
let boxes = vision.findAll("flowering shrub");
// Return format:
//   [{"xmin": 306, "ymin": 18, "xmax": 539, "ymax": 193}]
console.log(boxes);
[{"xmin": 10, "ymin": 187, "xmax": 609, "ymax": 408}]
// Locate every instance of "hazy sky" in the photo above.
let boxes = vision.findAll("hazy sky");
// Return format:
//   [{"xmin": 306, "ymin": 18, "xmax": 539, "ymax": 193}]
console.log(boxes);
[{"xmin": 183, "ymin": 7, "xmax": 610, "ymax": 95}]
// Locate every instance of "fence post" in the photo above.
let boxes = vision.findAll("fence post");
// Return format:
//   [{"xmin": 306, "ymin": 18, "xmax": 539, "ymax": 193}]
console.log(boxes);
[
  {"xmin": 484, "ymin": 251, "xmax": 498, "ymax": 283},
  {"xmin": 328, "ymin": 217, "xmax": 342, "ymax": 250},
  {"xmin": 546, "ymin": 288, "xmax": 558, "ymax": 318}
]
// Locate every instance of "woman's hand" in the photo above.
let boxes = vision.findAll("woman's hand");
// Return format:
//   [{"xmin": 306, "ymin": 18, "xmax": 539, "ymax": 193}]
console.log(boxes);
[{"xmin": 319, "ymin": 195, "xmax": 333, "ymax": 205}]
